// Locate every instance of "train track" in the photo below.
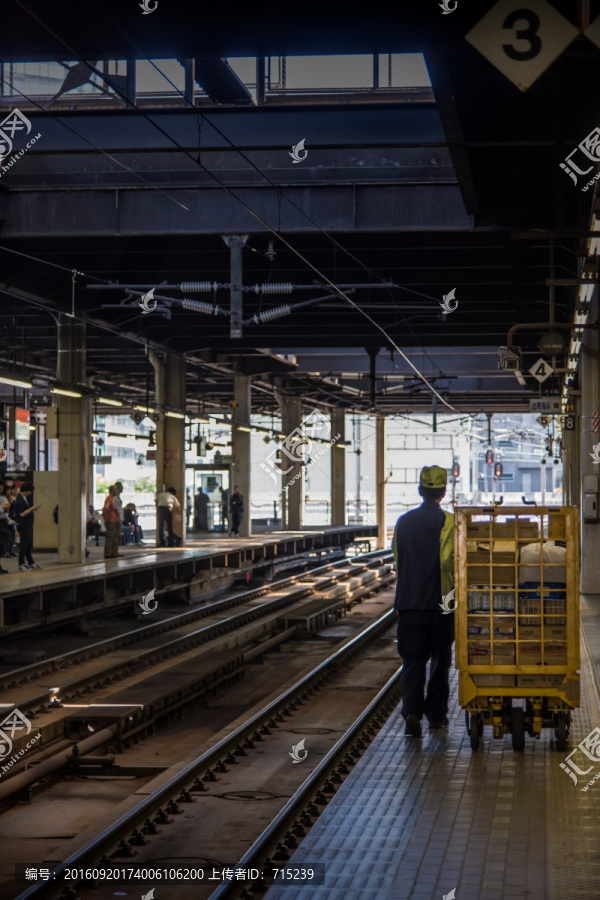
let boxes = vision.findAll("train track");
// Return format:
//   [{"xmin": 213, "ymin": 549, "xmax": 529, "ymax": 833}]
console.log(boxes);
[
  {"xmin": 1, "ymin": 551, "xmax": 393, "ymax": 718},
  {"xmin": 14, "ymin": 603, "xmax": 401, "ymax": 900},
  {"xmin": 0, "ymin": 552, "xmax": 394, "ymax": 818}
]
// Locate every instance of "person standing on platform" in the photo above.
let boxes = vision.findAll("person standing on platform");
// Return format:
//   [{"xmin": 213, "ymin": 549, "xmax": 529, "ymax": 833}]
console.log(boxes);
[
  {"xmin": 0, "ymin": 493, "xmax": 10, "ymax": 573},
  {"xmin": 102, "ymin": 485, "xmax": 120, "ymax": 559},
  {"xmin": 194, "ymin": 487, "xmax": 208, "ymax": 531},
  {"xmin": 0, "ymin": 486, "xmax": 12, "ymax": 561},
  {"xmin": 156, "ymin": 487, "xmax": 180, "ymax": 547},
  {"xmin": 219, "ymin": 485, "xmax": 229, "ymax": 532},
  {"xmin": 229, "ymin": 485, "xmax": 244, "ymax": 537},
  {"xmin": 392, "ymin": 465, "xmax": 454, "ymax": 737},
  {"xmin": 113, "ymin": 481, "xmax": 124, "ymax": 551},
  {"xmin": 14, "ymin": 482, "xmax": 42, "ymax": 571}
]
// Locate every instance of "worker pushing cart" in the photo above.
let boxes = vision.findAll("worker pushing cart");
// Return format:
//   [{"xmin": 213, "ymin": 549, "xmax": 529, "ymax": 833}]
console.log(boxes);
[{"xmin": 392, "ymin": 465, "xmax": 455, "ymax": 738}]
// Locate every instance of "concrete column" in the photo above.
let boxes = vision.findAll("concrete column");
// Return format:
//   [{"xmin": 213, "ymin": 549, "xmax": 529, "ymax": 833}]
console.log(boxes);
[
  {"xmin": 330, "ymin": 409, "xmax": 346, "ymax": 525},
  {"xmin": 580, "ymin": 297, "xmax": 600, "ymax": 592},
  {"xmin": 86, "ymin": 378, "xmax": 94, "ymax": 508},
  {"xmin": 231, "ymin": 374, "xmax": 252, "ymax": 537},
  {"xmin": 56, "ymin": 315, "xmax": 87, "ymax": 564},
  {"xmin": 279, "ymin": 396, "xmax": 303, "ymax": 531},
  {"xmin": 375, "ymin": 416, "xmax": 387, "ymax": 550},
  {"xmin": 150, "ymin": 352, "xmax": 186, "ymax": 545}
]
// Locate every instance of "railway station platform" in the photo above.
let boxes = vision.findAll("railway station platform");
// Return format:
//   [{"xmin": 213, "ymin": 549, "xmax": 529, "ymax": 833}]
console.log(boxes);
[
  {"xmin": 263, "ymin": 610, "xmax": 600, "ymax": 900},
  {"xmin": 0, "ymin": 526, "xmax": 377, "ymax": 635}
]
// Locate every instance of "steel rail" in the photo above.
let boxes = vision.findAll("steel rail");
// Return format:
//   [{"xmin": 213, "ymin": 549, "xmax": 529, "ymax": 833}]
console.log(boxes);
[
  {"xmin": 3, "ymin": 555, "xmax": 392, "ymax": 719},
  {"xmin": 14, "ymin": 608, "xmax": 397, "ymax": 899},
  {"xmin": 210, "ymin": 665, "xmax": 403, "ymax": 898},
  {"xmin": 1, "ymin": 550, "xmax": 390, "ymax": 693}
]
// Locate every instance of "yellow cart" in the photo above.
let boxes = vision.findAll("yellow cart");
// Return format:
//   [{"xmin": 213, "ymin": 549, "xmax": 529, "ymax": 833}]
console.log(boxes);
[{"xmin": 455, "ymin": 506, "xmax": 579, "ymax": 752}]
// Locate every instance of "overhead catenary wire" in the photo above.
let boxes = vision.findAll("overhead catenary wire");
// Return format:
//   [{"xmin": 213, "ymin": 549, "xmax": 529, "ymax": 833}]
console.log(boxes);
[{"xmin": 9, "ymin": 2, "xmax": 458, "ymax": 411}]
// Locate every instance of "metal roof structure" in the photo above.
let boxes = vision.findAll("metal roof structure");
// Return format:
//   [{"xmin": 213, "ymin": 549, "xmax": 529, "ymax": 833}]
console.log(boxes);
[{"xmin": 1, "ymin": 0, "xmax": 599, "ymax": 417}]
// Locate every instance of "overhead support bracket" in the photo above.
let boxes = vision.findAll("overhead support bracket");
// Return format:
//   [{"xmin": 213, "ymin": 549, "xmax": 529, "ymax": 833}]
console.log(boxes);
[{"xmin": 222, "ymin": 234, "xmax": 248, "ymax": 339}]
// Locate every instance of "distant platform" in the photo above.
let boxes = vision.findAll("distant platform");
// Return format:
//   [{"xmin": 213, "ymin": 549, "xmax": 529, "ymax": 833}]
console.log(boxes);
[{"xmin": 0, "ymin": 525, "xmax": 378, "ymax": 634}]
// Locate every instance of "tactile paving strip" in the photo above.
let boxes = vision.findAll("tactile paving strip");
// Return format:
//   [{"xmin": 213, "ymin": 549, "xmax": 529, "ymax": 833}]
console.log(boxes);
[
  {"xmin": 265, "ymin": 635, "xmax": 600, "ymax": 900},
  {"xmin": 546, "ymin": 625, "xmax": 600, "ymax": 900}
]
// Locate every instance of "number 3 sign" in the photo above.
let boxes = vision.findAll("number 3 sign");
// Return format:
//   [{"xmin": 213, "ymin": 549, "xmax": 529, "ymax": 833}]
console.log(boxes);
[{"xmin": 466, "ymin": 0, "xmax": 579, "ymax": 91}]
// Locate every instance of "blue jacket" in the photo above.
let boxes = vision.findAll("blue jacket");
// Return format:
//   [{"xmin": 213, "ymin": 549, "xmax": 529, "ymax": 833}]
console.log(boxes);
[{"xmin": 392, "ymin": 500, "xmax": 454, "ymax": 611}]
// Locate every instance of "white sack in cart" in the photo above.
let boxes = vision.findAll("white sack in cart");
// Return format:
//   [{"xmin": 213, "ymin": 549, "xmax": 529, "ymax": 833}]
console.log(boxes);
[{"xmin": 519, "ymin": 541, "xmax": 567, "ymax": 584}]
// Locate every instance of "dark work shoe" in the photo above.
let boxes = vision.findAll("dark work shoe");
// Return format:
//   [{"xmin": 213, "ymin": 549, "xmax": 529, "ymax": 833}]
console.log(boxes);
[
  {"xmin": 428, "ymin": 717, "xmax": 449, "ymax": 729},
  {"xmin": 405, "ymin": 714, "xmax": 422, "ymax": 737}
]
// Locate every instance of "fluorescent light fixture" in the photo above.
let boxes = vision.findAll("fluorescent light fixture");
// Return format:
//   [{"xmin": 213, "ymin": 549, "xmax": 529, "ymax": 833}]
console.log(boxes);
[
  {"xmin": 91, "ymin": 430, "xmax": 100, "ymax": 437},
  {"xmin": 0, "ymin": 374, "xmax": 33, "ymax": 389},
  {"xmin": 51, "ymin": 387, "xmax": 83, "ymax": 398},
  {"xmin": 195, "ymin": 416, "xmax": 209, "ymax": 424},
  {"xmin": 581, "ymin": 282, "xmax": 595, "ymax": 304},
  {"xmin": 134, "ymin": 405, "xmax": 156, "ymax": 414},
  {"xmin": 514, "ymin": 370, "xmax": 526, "ymax": 386},
  {"xmin": 98, "ymin": 396, "xmax": 123, "ymax": 407},
  {"xmin": 165, "ymin": 410, "xmax": 185, "ymax": 419},
  {"xmin": 335, "ymin": 442, "xmax": 349, "ymax": 448},
  {"xmin": 277, "ymin": 433, "xmax": 287, "ymax": 439},
  {"xmin": 29, "ymin": 424, "xmax": 36, "ymax": 431},
  {"xmin": 236, "ymin": 425, "xmax": 251, "ymax": 432}
]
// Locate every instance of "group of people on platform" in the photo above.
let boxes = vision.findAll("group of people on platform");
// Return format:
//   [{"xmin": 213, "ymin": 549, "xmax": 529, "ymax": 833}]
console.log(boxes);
[
  {"xmin": 193, "ymin": 484, "xmax": 244, "ymax": 537},
  {"xmin": 0, "ymin": 481, "xmax": 42, "ymax": 572},
  {"xmin": 101, "ymin": 482, "xmax": 145, "ymax": 558},
  {"xmin": 0, "ymin": 478, "xmax": 245, "ymax": 572}
]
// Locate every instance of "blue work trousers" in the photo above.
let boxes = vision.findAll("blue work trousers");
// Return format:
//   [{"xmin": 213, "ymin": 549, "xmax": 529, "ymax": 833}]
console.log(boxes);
[{"xmin": 396, "ymin": 609, "xmax": 455, "ymax": 722}]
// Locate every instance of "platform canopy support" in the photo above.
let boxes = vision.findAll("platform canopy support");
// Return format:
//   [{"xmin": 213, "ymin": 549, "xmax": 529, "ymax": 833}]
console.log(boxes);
[{"xmin": 56, "ymin": 314, "xmax": 87, "ymax": 564}]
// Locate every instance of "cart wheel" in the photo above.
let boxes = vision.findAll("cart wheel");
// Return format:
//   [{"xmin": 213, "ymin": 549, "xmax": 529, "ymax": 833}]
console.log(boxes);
[
  {"xmin": 511, "ymin": 707, "xmax": 525, "ymax": 752},
  {"xmin": 470, "ymin": 714, "xmax": 480, "ymax": 752},
  {"xmin": 555, "ymin": 716, "xmax": 567, "ymax": 752}
]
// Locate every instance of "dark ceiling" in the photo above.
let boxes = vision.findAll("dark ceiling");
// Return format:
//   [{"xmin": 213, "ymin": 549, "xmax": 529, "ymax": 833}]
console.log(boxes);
[{"xmin": 0, "ymin": 0, "xmax": 598, "ymax": 416}]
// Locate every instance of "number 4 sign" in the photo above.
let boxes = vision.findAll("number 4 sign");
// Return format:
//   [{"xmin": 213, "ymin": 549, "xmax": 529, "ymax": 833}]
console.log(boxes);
[
  {"xmin": 466, "ymin": 0, "xmax": 579, "ymax": 92},
  {"xmin": 529, "ymin": 357, "xmax": 554, "ymax": 383}
]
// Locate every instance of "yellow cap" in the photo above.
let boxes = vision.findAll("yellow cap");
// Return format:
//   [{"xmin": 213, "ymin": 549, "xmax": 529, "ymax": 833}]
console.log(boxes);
[{"xmin": 419, "ymin": 465, "xmax": 447, "ymax": 488}]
